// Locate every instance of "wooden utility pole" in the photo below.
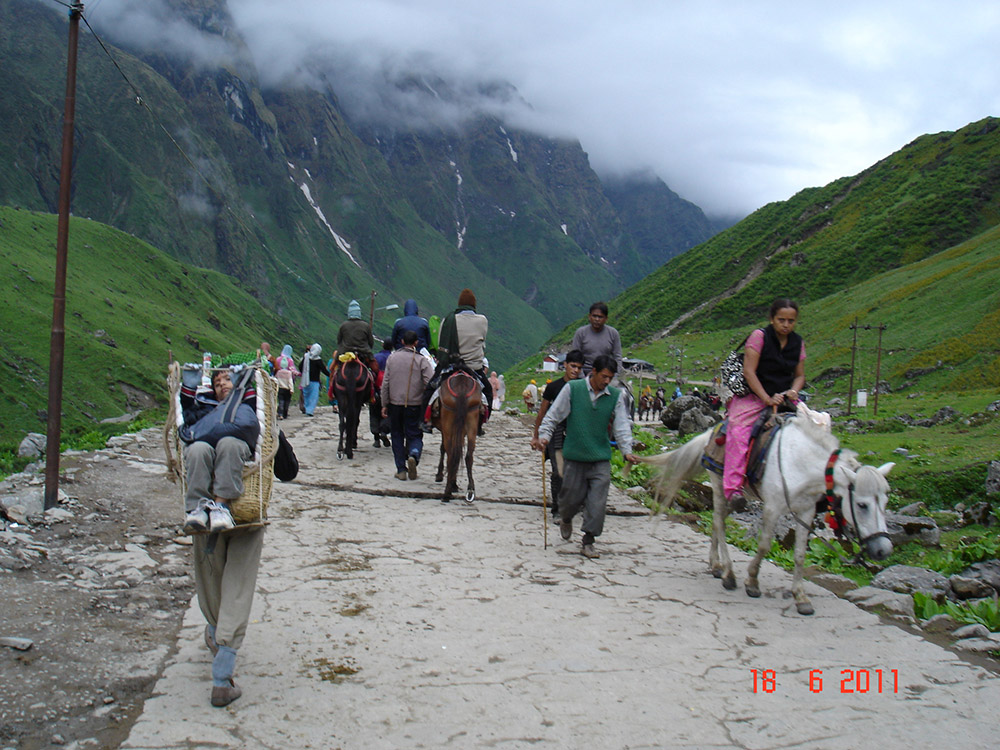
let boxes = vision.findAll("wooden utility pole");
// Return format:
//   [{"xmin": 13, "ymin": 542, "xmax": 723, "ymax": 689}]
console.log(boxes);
[
  {"xmin": 847, "ymin": 318, "xmax": 858, "ymax": 416},
  {"xmin": 873, "ymin": 324, "xmax": 887, "ymax": 416},
  {"xmin": 45, "ymin": 1, "xmax": 85, "ymax": 511},
  {"xmin": 846, "ymin": 319, "xmax": 887, "ymax": 417}
]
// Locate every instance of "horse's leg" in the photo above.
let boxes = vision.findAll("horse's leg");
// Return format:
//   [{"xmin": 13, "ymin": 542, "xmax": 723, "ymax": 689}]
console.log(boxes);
[
  {"xmin": 464, "ymin": 420, "xmax": 476, "ymax": 503},
  {"xmin": 710, "ymin": 478, "xmax": 736, "ymax": 590},
  {"xmin": 745, "ymin": 500, "xmax": 781, "ymax": 598},
  {"xmin": 791, "ymin": 516, "xmax": 815, "ymax": 615}
]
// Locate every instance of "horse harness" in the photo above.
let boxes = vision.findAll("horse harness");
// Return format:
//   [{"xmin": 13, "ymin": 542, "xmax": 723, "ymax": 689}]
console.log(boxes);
[
  {"xmin": 773, "ymin": 425, "xmax": 889, "ymax": 567},
  {"xmin": 335, "ymin": 359, "xmax": 374, "ymax": 393}
]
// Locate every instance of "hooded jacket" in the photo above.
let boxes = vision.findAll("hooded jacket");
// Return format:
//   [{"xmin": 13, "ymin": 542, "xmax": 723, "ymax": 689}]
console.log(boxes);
[
  {"xmin": 337, "ymin": 299, "xmax": 374, "ymax": 360},
  {"xmin": 390, "ymin": 299, "xmax": 431, "ymax": 350}
]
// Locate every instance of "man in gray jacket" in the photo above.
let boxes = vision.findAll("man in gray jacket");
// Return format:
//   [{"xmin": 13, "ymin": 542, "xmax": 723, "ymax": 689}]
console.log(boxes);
[{"xmin": 382, "ymin": 330, "xmax": 435, "ymax": 480}]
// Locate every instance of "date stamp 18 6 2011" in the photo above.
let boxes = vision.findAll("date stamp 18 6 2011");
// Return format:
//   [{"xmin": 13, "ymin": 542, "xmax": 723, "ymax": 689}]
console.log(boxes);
[{"xmin": 751, "ymin": 668, "xmax": 899, "ymax": 694}]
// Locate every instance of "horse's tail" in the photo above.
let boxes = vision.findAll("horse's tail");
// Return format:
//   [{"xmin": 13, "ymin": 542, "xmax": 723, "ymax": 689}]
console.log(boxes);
[{"xmin": 638, "ymin": 428, "xmax": 712, "ymax": 511}]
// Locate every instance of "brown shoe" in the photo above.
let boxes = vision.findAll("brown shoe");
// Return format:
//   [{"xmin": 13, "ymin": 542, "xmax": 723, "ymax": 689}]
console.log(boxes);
[
  {"xmin": 581, "ymin": 543, "xmax": 600, "ymax": 559},
  {"xmin": 204, "ymin": 625, "xmax": 218, "ymax": 656},
  {"xmin": 210, "ymin": 680, "xmax": 242, "ymax": 707},
  {"xmin": 395, "ymin": 470, "xmax": 407, "ymax": 481},
  {"xmin": 559, "ymin": 518, "xmax": 572, "ymax": 541},
  {"xmin": 407, "ymin": 456, "xmax": 418, "ymax": 480}
]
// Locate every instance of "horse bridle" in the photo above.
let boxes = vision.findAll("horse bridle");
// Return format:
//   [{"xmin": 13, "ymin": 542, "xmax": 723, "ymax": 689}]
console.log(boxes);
[
  {"xmin": 775, "ymin": 425, "xmax": 888, "ymax": 562},
  {"xmin": 818, "ymin": 449, "xmax": 891, "ymax": 549}
]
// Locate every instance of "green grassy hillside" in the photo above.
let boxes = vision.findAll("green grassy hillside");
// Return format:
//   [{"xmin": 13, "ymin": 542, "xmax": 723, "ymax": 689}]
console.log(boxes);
[
  {"xmin": 602, "ymin": 117, "xmax": 1000, "ymax": 344},
  {"xmin": 0, "ymin": 206, "xmax": 303, "ymax": 444}
]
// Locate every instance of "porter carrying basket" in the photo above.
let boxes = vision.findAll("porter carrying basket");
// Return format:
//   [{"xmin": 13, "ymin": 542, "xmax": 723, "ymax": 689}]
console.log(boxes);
[{"xmin": 164, "ymin": 360, "xmax": 279, "ymax": 524}]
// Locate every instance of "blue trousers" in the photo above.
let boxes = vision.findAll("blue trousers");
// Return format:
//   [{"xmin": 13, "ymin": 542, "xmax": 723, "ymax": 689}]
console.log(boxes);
[
  {"xmin": 302, "ymin": 381, "xmax": 320, "ymax": 415},
  {"xmin": 388, "ymin": 404, "xmax": 423, "ymax": 472}
]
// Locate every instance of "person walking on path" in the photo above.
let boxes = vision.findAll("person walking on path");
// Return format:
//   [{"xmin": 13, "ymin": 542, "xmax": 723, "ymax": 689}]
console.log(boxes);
[
  {"xmin": 382, "ymin": 330, "xmax": 435, "ymax": 480},
  {"xmin": 570, "ymin": 301, "xmax": 623, "ymax": 375},
  {"xmin": 274, "ymin": 345, "xmax": 299, "ymax": 420},
  {"xmin": 531, "ymin": 349, "xmax": 584, "ymax": 517},
  {"xmin": 370, "ymin": 339, "xmax": 394, "ymax": 447},
  {"xmin": 299, "ymin": 344, "xmax": 329, "ymax": 416},
  {"xmin": 177, "ymin": 367, "xmax": 263, "ymax": 707},
  {"xmin": 724, "ymin": 298, "xmax": 806, "ymax": 511},
  {"xmin": 534, "ymin": 354, "xmax": 639, "ymax": 559},
  {"xmin": 488, "ymin": 371, "xmax": 501, "ymax": 411},
  {"xmin": 522, "ymin": 380, "xmax": 539, "ymax": 413},
  {"xmin": 391, "ymin": 299, "xmax": 431, "ymax": 351}
]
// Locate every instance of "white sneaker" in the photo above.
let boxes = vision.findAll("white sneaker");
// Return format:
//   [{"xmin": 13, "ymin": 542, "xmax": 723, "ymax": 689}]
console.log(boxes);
[
  {"xmin": 207, "ymin": 501, "xmax": 236, "ymax": 533},
  {"xmin": 183, "ymin": 506, "xmax": 209, "ymax": 533}
]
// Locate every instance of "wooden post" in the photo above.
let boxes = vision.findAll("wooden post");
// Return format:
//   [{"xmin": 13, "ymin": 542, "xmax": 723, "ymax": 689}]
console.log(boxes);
[
  {"xmin": 873, "ymin": 324, "xmax": 886, "ymax": 416},
  {"xmin": 846, "ymin": 318, "xmax": 858, "ymax": 417},
  {"xmin": 44, "ymin": 1, "xmax": 84, "ymax": 511}
]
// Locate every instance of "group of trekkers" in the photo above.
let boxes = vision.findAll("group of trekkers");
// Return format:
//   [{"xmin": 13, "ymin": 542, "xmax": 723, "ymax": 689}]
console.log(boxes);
[{"xmin": 175, "ymin": 289, "xmax": 807, "ymax": 707}]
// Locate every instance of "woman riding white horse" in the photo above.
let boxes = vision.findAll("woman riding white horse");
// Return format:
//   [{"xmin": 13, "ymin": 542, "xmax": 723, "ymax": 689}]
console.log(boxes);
[{"xmin": 642, "ymin": 402, "xmax": 894, "ymax": 615}]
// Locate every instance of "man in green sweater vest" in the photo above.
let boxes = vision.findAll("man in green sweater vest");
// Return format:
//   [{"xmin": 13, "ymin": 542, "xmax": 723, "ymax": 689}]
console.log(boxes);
[{"xmin": 534, "ymin": 354, "xmax": 639, "ymax": 558}]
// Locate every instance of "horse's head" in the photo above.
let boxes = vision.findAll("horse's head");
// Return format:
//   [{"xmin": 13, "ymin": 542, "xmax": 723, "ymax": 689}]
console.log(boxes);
[{"xmin": 834, "ymin": 461, "xmax": 894, "ymax": 561}]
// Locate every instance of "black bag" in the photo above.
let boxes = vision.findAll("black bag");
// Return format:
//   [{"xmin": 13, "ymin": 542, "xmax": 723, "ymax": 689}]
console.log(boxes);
[
  {"xmin": 273, "ymin": 430, "xmax": 299, "ymax": 482},
  {"xmin": 720, "ymin": 334, "xmax": 753, "ymax": 397}
]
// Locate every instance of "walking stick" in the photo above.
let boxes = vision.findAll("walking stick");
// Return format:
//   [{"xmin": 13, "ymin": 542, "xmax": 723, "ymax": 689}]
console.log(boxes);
[{"xmin": 541, "ymin": 453, "xmax": 548, "ymax": 549}]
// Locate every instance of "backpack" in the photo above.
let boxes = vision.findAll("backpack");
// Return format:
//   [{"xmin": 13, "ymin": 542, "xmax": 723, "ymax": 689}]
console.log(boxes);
[{"xmin": 720, "ymin": 334, "xmax": 754, "ymax": 397}]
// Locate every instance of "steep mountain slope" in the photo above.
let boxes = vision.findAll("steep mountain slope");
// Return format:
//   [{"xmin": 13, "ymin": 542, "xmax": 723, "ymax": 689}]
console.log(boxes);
[
  {"xmin": 605, "ymin": 117, "xmax": 1000, "ymax": 344},
  {"xmin": 0, "ymin": 206, "xmax": 302, "ymax": 443},
  {"xmin": 0, "ymin": 0, "xmax": 713, "ymax": 368},
  {"xmin": 603, "ymin": 172, "xmax": 718, "ymax": 272}
]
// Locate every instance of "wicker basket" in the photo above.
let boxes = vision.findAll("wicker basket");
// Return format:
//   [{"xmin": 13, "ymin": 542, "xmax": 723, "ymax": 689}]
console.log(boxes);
[{"xmin": 165, "ymin": 362, "xmax": 279, "ymax": 524}]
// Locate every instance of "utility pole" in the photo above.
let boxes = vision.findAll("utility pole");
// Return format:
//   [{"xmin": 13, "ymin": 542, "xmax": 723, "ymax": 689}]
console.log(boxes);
[
  {"xmin": 369, "ymin": 289, "xmax": 376, "ymax": 330},
  {"xmin": 846, "ymin": 318, "xmax": 858, "ymax": 416},
  {"xmin": 846, "ymin": 319, "xmax": 887, "ymax": 418},
  {"xmin": 45, "ymin": 1, "xmax": 85, "ymax": 511},
  {"xmin": 873, "ymin": 323, "xmax": 887, "ymax": 416}
]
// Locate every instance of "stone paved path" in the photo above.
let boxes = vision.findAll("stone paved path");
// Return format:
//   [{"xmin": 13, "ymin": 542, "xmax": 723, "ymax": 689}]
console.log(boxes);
[{"xmin": 122, "ymin": 410, "xmax": 1000, "ymax": 749}]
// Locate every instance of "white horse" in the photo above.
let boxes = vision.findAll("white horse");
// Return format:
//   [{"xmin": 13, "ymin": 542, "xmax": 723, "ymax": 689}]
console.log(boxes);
[{"xmin": 642, "ymin": 403, "xmax": 894, "ymax": 615}]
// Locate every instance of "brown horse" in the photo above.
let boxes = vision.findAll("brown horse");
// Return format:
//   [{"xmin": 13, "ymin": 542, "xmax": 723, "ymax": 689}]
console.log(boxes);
[
  {"xmin": 431, "ymin": 370, "xmax": 482, "ymax": 503},
  {"xmin": 330, "ymin": 359, "xmax": 373, "ymax": 460}
]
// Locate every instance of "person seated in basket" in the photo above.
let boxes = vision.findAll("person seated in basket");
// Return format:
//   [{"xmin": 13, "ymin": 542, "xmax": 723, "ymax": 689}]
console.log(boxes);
[{"xmin": 179, "ymin": 368, "xmax": 260, "ymax": 534}]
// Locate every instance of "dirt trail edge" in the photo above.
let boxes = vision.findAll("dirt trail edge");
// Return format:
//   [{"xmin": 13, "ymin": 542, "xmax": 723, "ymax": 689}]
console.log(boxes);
[{"xmin": 117, "ymin": 410, "xmax": 999, "ymax": 749}]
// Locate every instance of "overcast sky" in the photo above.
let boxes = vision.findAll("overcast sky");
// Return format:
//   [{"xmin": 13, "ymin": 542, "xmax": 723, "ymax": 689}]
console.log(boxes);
[{"xmin": 86, "ymin": 0, "xmax": 1000, "ymax": 218}]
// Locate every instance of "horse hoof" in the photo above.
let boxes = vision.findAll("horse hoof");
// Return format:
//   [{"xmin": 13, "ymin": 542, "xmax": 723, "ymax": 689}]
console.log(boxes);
[
  {"xmin": 745, "ymin": 583, "xmax": 760, "ymax": 598},
  {"xmin": 796, "ymin": 601, "xmax": 815, "ymax": 616},
  {"xmin": 441, "ymin": 497, "xmax": 451, "ymax": 503},
  {"xmin": 722, "ymin": 573, "xmax": 737, "ymax": 590},
  {"xmin": 465, "ymin": 490, "xmax": 475, "ymax": 504},
  {"xmin": 336, "ymin": 452, "xmax": 344, "ymax": 461},
  {"xmin": 711, "ymin": 567, "xmax": 723, "ymax": 579}
]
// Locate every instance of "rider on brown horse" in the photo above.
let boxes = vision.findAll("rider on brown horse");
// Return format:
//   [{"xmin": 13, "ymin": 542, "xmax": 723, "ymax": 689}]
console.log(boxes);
[{"xmin": 422, "ymin": 288, "xmax": 492, "ymax": 431}]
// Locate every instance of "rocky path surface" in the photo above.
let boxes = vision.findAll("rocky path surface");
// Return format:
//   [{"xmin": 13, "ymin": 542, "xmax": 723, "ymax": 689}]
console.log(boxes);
[{"xmin": 109, "ymin": 408, "xmax": 1000, "ymax": 749}]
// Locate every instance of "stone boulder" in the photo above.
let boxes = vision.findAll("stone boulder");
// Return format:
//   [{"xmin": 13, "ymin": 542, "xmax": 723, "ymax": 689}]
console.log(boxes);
[
  {"xmin": 677, "ymin": 408, "xmax": 721, "ymax": 437},
  {"xmin": 957, "ymin": 560, "xmax": 1000, "ymax": 595},
  {"xmin": 885, "ymin": 513, "xmax": 940, "ymax": 546},
  {"xmin": 948, "ymin": 574, "xmax": 997, "ymax": 600},
  {"xmin": 986, "ymin": 460, "xmax": 1000, "ymax": 495},
  {"xmin": 661, "ymin": 395, "xmax": 717, "ymax": 430},
  {"xmin": 960, "ymin": 501, "xmax": 993, "ymax": 527},
  {"xmin": 18, "ymin": 433, "xmax": 46, "ymax": 458},
  {"xmin": 871, "ymin": 565, "xmax": 949, "ymax": 601},
  {"xmin": 843, "ymin": 586, "xmax": 916, "ymax": 622}
]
